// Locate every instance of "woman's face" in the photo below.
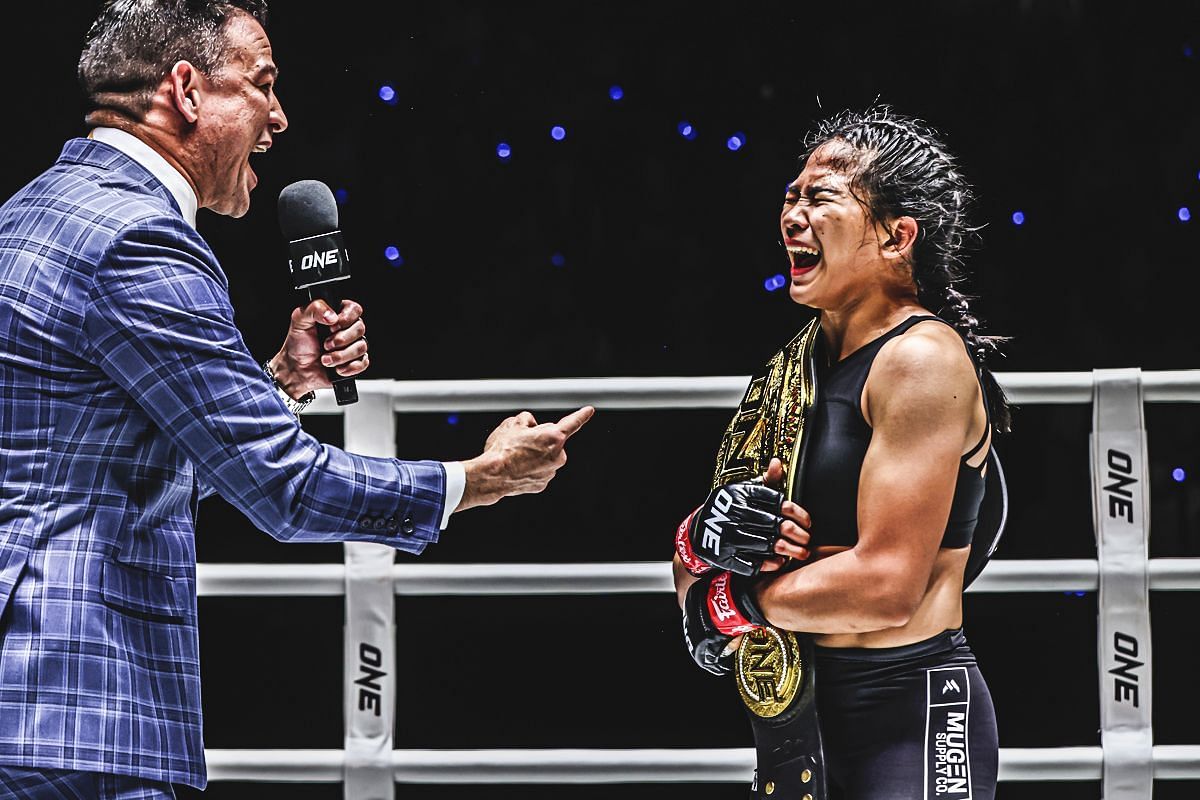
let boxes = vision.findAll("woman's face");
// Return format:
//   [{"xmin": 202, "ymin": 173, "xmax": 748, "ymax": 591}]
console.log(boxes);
[{"xmin": 780, "ymin": 144, "xmax": 888, "ymax": 310}]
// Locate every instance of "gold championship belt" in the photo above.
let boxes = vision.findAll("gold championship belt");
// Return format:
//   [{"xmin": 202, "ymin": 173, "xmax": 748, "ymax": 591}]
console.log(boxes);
[{"xmin": 711, "ymin": 317, "xmax": 828, "ymax": 799}]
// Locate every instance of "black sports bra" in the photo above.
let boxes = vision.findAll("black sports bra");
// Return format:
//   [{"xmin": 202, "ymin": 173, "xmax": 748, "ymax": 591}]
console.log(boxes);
[{"xmin": 799, "ymin": 315, "xmax": 989, "ymax": 550}]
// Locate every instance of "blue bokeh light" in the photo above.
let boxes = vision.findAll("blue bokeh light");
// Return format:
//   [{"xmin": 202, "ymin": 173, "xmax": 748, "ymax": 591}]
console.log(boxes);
[
  {"xmin": 727, "ymin": 132, "xmax": 746, "ymax": 151},
  {"xmin": 496, "ymin": 142, "xmax": 512, "ymax": 160},
  {"xmin": 447, "ymin": 414, "xmax": 459, "ymax": 426},
  {"xmin": 609, "ymin": 85, "xmax": 624, "ymax": 101},
  {"xmin": 677, "ymin": 121, "xmax": 697, "ymax": 140},
  {"xmin": 1179, "ymin": 206, "xmax": 1191, "ymax": 222},
  {"xmin": 378, "ymin": 84, "xmax": 397, "ymax": 105},
  {"xmin": 1173, "ymin": 467, "xmax": 1187, "ymax": 482},
  {"xmin": 1185, "ymin": 44, "xmax": 1195, "ymax": 59},
  {"xmin": 334, "ymin": 188, "xmax": 349, "ymax": 205},
  {"xmin": 1011, "ymin": 210, "xmax": 1025, "ymax": 226},
  {"xmin": 764, "ymin": 274, "xmax": 787, "ymax": 292},
  {"xmin": 384, "ymin": 246, "xmax": 402, "ymax": 264},
  {"xmin": 550, "ymin": 252, "xmax": 566, "ymax": 267},
  {"xmin": 551, "ymin": 126, "xmax": 566, "ymax": 141}
]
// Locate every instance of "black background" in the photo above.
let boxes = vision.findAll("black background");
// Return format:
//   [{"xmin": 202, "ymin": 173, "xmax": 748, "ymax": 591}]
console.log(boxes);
[{"xmin": 5, "ymin": 1, "xmax": 1200, "ymax": 798}]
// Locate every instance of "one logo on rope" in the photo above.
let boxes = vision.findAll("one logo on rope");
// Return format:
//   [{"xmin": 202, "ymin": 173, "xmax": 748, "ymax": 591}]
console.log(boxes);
[
  {"xmin": 735, "ymin": 626, "xmax": 803, "ymax": 718},
  {"xmin": 355, "ymin": 642, "xmax": 387, "ymax": 717},
  {"xmin": 1110, "ymin": 631, "xmax": 1144, "ymax": 707},
  {"xmin": 1103, "ymin": 449, "xmax": 1138, "ymax": 523},
  {"xmin": 926, "ymin": 666, "xmax": 971, "ymax": 799}
]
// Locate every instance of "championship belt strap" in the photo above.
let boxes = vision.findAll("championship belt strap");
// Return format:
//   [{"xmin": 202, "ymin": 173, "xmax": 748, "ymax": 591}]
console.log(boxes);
[{"xmin": 712, "ymin": 318, "xmax": 828, "ymax": 800}]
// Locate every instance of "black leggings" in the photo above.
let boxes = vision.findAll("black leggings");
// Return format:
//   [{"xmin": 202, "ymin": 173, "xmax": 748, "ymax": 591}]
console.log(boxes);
[{"xmin": 814, "ymin": 628, "xmax": 998, "ymax": 800}]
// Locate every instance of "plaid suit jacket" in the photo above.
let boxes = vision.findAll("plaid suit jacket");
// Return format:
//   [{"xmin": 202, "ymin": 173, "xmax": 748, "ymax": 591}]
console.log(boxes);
[{"xmin": 0, "ymin": 139, "xmax": 446, "ymax": 787}]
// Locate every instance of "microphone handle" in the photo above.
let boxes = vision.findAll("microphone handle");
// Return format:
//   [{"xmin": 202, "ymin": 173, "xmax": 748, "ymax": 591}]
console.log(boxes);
[{"xmin": 307, "ymin": 283, "xmax": 358, "ymax": 406}]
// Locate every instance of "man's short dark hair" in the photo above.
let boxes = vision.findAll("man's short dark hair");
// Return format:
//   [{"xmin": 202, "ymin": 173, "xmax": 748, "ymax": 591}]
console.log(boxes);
[{"xmin": 78, "ymin": 0, "xmax": 269, "ymax": 123}]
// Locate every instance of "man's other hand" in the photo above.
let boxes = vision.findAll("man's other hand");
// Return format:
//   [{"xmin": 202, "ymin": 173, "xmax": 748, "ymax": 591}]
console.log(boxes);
[{"xmin": 456, "ymin": 407, "xmax": 595, "ymax": 511}]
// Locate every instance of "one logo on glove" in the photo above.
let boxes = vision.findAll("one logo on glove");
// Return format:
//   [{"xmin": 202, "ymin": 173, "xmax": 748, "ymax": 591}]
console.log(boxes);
[
  {"xmin": 735, "ymin": 626, "xmax": 803, "ymax": 718},
  {"xmin": 701, "ymin": 488, "xmax": 735, "ymax": 553}
]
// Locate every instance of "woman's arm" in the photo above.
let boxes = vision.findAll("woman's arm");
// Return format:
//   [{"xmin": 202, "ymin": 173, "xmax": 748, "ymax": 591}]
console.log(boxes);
[{"xmin": 754, "ymin": 325, "xmax": 982, "ymax": 633}]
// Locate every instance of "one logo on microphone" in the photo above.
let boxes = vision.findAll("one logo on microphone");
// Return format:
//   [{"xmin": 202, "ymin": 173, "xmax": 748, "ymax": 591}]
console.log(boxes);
[{"xmin": 299, "ymin": 248, "xmax": 340, "ymax": 271}]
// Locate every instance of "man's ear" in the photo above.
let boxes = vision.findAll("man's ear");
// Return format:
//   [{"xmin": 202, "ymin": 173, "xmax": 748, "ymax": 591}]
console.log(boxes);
[
  {"xmin": 168, "ymin": 61, "xmax": 202, "ymax": 124},
  {"xmin": 880, "ymin": 215, "xmax": 918, "ymax": 262}
]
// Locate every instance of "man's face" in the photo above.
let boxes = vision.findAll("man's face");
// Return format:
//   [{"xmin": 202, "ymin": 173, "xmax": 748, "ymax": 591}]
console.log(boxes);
[{"xmin": 194, "ymin": 12, "xmax": 287, "ymax": 217}]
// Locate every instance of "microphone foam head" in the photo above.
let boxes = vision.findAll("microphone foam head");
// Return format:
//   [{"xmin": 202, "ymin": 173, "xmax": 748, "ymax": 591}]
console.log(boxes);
[{"xmin": 278, "ymin": 180, "xmax": 339, "ymax": 239}]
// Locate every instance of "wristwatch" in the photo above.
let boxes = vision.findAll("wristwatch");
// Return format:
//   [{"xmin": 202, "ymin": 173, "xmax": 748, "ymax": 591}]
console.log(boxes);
[{"xmin": 263, "ymin": 360, "xmax": 315, "ymax": 416}]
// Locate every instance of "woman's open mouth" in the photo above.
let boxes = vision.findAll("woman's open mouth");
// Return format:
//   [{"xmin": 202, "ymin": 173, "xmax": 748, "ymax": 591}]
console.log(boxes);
[{"xmin": 787, "ymin": 244, "xmax": 821, "ymax": 273}]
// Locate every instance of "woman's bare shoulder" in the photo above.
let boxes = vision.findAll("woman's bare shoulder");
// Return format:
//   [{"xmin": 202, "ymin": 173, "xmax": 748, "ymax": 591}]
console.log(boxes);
[{"xmin": 865, "ymin": 320, "xmax": 978, "ymax": 427}]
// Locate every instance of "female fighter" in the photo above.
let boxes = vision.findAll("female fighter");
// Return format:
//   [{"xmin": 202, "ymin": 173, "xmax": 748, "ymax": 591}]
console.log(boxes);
[{"xmin": 673, "ymin": 107, "xmax": 1009, "ymax": 800}]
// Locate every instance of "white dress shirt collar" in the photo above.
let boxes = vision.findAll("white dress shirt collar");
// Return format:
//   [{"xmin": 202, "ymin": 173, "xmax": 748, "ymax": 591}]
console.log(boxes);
[{"xmin": 90, "ymin": 127, "xmax": 199, "ymax": 229}]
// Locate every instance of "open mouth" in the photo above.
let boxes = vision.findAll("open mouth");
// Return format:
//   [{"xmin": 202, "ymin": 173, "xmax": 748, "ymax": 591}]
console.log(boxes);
[
  {"xmin": 787, "ymin": 244, "xmax": 821, "ymax": 269},
  {"xmin": 247, "ymin": 144, "xmax": 270, "ymax": 187}
]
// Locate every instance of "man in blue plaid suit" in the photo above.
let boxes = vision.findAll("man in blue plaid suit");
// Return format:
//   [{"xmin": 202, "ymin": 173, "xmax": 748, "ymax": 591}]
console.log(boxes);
[{"xmin": 0, "ymin": 2, "xmax": 592, "ymax": 796}]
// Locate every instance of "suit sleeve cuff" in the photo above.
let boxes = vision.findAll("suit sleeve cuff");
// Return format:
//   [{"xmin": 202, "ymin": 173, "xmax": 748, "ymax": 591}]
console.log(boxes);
[{"xmin": 440, "ymin": 461, "xmax": 465, "ymax": 529}]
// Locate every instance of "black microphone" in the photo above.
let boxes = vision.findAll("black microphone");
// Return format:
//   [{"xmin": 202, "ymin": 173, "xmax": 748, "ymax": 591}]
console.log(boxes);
[{"xmin": 278, "ymin": 180, "xmax": 358, "ymax": 406}]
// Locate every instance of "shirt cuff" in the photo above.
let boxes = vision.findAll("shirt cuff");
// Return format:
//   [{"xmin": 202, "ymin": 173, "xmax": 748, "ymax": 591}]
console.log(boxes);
[{"xmin": 440, "ymin": 461, "xmax": 465, "ymax": 529}]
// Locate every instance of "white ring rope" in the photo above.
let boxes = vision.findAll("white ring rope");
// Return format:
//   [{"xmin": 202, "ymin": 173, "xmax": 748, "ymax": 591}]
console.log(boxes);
[
  {"xmin": 196, "ymin": 558, "xmax": 1200, "ymax": 596},
  {"xmin": 199, "ymin": 369, "xmax": 1200, "ymax": 786},
  {"xmin": 203, "ymin": 746, "xmax": 1200, "ymax": 783},
  {"xmin": 307, "ymin": 370, "xmax": 1200, "ymax": 413}
]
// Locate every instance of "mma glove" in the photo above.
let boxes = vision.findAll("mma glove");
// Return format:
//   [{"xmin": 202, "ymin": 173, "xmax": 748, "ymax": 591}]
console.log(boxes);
[
  {"xmin": 674, "ymin": 479, "xmax": 785, "ymax": 577},
  {"xmin": 682, "ymin": 569, "xmax": 769, "ymax": 675}
]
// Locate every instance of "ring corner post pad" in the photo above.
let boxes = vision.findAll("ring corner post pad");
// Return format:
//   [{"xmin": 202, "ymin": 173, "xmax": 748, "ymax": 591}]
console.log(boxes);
[{"xmin": 1089, "ymin": 368, "xmax": 1154, "ymax": 800}]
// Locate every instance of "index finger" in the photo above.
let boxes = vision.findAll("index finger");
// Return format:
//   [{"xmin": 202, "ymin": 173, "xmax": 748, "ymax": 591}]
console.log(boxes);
[
  {"xmin": 555, "ymin": 406, "xmax": 595, "ymax": 438},
  {"xmin": 301, "ymin": 298, "xmax": 339, "ymax": 326},
  {"xmin": 337, "ymin": 299, "xmax": 365, "ymax": 325}
]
